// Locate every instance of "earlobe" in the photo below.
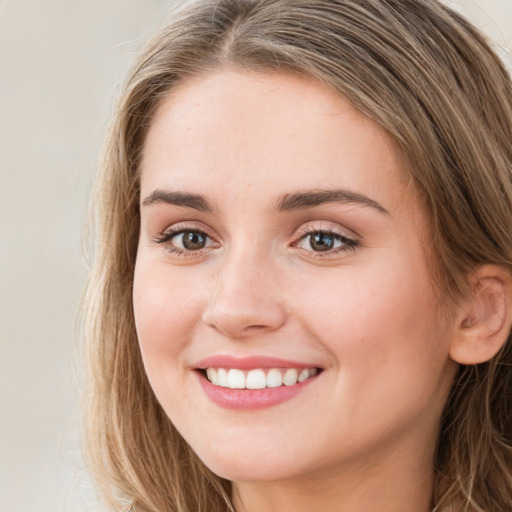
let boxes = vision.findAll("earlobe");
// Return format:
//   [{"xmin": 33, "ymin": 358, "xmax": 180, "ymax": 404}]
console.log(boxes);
[{"xmin": 449, "ymin": 265, "xmax": 512, "ymax": 365}]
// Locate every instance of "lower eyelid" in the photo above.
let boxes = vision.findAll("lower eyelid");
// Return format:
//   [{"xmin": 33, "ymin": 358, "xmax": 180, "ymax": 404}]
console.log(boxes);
[{"xmin": 298, "ymin": 243, "xmax": 359, "ymax": 260}]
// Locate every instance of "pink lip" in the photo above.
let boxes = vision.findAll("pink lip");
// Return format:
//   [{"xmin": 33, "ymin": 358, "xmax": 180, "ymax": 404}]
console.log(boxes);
[
  {"xmin": 194, "ymin": 355, "xmax": 319, "ymax": 370},
  {"xmin": 195, "ymin": 371, "xmax": 318, "ymax": 409}
]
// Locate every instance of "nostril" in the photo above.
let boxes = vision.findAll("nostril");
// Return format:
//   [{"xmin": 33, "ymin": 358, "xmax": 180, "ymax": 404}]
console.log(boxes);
[
  {"xmin": 243, "ymin": 325, "xmax": 267, "ymax": 332},
  {"xmin": 202, "ymin": 294, "xmax": 288, "ymax": 338}
]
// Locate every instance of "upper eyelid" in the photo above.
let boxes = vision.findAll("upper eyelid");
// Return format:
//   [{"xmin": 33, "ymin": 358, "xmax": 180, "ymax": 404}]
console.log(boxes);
[
  {"xmin": 153, "ymin": 220, "xmax": 358, "ymax": 245},
  {"xmin": 159, "ymin": 221, "xmax": 217, "ymax": 238},
  {"xmin": 293, "ymin": 221, "xmax": 358, "ymax": 240}
]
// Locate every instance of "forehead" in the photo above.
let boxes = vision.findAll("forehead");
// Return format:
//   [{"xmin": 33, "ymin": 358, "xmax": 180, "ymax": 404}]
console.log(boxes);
[{"xmin": 139, "ymin": 70, "xmax": 410, "ymax": 213}]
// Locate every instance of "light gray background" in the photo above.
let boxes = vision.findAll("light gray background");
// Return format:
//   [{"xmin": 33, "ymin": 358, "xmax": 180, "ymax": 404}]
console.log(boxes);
[{"xmin": 0, "ymin": 1, "xmax": 510, "ymax": 511}]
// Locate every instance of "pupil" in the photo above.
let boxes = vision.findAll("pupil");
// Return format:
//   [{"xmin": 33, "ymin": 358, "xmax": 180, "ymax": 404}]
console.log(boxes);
[
  {"xmin": 310, "ymin": 232, "xmax": 334, "ymax": 252},
  {"xmin": 183, "ymin": 231, "xmax": 206, "ymax": 250}
]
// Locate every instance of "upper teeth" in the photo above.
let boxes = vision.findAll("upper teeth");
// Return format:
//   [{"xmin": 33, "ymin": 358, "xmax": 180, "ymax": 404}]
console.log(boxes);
[{"xmin": 205, "ymin": 367, "xmax": 318, "ymax": 389}]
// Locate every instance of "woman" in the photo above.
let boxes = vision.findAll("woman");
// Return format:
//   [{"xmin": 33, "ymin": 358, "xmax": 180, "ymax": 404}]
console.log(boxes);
[{"xmin": 82, "ymin": 1, "xmax": 512, "ymax": 511}]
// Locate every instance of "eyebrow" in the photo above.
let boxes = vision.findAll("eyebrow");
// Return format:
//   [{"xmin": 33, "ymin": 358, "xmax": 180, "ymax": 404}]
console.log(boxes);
[
  {"xmin": 141, "ymin": 187, "xmax": 389, "ymax": 215},
  {"xmin": 142, "ymin": 189, "xmax": 214, "ymax": 212},
  {"xmin": 276, "ymin": 189, "xmax": 390, "ymax": 215}
]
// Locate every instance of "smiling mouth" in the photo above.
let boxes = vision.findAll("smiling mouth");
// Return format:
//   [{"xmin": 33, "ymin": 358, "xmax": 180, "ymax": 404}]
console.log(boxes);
[{"xmin": 200, "ymin": 367, "xmax": 320, "ymax": 390}]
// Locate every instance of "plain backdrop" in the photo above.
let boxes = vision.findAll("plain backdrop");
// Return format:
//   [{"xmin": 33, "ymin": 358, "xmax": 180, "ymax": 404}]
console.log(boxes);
[{"xmin": 0, "ymin": 1, "xmax": 510, "ymax": 511}]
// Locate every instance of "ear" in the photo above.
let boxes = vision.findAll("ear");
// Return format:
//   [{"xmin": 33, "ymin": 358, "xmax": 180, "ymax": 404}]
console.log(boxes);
[{"xmin": 450, "ymin": 265, "xmax": 512, "ymax": 365}]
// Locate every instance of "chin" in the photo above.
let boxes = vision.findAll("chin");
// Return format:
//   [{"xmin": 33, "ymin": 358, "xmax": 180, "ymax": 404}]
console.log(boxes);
[
  {"xmin": 191, "ymin": 439, "xmax": 306, "ymax": 483},
  {"xmin": 203, "ymin": 458, "xmax": 294, "ymax": 483}
]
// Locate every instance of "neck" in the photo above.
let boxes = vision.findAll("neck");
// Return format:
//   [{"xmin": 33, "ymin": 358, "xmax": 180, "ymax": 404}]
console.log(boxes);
[{"xmin": 231, "ymin": 432, "xmax": 436, "ymax": 512}]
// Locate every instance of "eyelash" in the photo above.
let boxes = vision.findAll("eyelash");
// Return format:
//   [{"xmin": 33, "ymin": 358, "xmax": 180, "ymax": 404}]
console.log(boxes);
[
  {"xmin": 154, "ymin": 224, "xmax": 359, "ymax": 259},
  {"xmin": 154, "ymin": 223, "xmax": 217, "ymax": 258},
  {"xmin": 292, "ymin": 227, "xmax": 359, "ymax": 259}
]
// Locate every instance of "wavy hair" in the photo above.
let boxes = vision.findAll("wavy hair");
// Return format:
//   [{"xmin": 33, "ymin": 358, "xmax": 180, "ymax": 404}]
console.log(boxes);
[{"xmin": 81, "ymin": 1, "xmax": 512, "ymax": 510}]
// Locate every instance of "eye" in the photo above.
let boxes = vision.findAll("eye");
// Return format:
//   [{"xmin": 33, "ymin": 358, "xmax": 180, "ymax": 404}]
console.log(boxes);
[
  {"xmin": 294, "ymin": 229, "xmax": 358, "ymax": 256},
  {"xmin": 154, "ymin": 225, "xmax": 219, "ymax": 256},
  {"xmin": 301, "ymin": 231, "xmax": 340, "ymax": 252},
  {"xmin": 173, "ymin": 230, "xmax": 209, "ymax": 250}
]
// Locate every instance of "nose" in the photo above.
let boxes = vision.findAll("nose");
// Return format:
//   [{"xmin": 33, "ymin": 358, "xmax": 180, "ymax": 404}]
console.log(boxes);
[{"xmin": 201, "ymin": 249, "xmax": 287, "ymax": 339}]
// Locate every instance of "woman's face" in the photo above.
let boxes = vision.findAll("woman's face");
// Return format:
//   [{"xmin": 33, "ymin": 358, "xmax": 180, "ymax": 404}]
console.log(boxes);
[{"xmin": 133, "ymin": 70, "xmax": 457, "ymax": 483}]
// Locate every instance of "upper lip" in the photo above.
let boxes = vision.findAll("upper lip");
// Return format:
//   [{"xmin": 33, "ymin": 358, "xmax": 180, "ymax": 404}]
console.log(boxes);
[{"xmin": 194, "ymin": 355, "xmax": 322, "ymax": 371}]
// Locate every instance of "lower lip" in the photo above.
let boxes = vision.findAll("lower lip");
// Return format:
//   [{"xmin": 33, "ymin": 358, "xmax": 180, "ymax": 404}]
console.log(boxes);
[{"xmin": 196, "ymin": 372, "xmax": 318, "ymax": 409}]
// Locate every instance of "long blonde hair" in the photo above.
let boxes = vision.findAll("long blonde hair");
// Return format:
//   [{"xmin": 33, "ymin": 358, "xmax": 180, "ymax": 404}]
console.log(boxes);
[{"xmin": 82, "ymin": 1, "xmax": 512, "ymax": 510}]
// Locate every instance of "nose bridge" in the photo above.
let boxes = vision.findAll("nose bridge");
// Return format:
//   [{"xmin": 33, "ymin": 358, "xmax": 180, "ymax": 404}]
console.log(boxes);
[{"xmin": 202, "ymin": 239, "xmax": 286, "ymax": 338}]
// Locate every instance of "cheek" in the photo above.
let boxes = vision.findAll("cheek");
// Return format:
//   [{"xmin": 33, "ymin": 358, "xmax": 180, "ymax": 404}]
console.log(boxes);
[
  {"xmin": 291, "ymin": 253, "xmax": 452, "ymax": 412},
  {"xmin": 295, "ymin": 259, "xmax": 437, "ymax": 345},
  {"xmin": 132, "ymin": 258, "xmax": 204, "ymax": 388}
]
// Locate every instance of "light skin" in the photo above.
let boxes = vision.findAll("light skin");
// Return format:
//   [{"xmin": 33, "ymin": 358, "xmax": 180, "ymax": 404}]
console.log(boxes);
[{"xmin": 133, "ymin": 70, "xmax": 512, "ymax": 512}]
